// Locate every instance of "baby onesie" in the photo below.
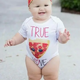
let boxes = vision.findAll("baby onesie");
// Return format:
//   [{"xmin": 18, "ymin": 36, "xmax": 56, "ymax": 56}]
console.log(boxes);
[{"xmin": 19, "ymin": 15, "xmax": 65, "ymax": 68}]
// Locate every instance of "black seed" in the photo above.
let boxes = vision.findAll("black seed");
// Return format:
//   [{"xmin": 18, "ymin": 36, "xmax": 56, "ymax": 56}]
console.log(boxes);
[
  {"xmin": 31, "ymin": 48, "xmax": 35, "ymax": 51},
  {"xmin": 39, "ymin": 49, "xmax": 43, "ymax": 52}
]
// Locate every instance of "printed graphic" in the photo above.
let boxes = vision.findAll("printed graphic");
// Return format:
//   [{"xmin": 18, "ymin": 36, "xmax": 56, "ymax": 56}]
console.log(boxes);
[{"xmin": 29, "ymin": 39, "xmax": 50, "ymax": 58}]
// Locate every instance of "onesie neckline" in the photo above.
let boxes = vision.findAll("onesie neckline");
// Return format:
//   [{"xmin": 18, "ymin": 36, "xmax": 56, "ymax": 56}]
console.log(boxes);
[{"xmin": 31, "ymin": 16, "xmax": 52, "ymax": 25}]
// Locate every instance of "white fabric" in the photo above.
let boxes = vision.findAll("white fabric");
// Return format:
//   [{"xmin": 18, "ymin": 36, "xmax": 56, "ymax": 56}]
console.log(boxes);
[{"xmin": 19, "ymin": 15, "xmax": 65, "ymax": 68}]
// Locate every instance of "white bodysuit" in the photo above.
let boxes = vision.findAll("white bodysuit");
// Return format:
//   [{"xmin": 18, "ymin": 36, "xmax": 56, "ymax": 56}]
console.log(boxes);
[{"xmin": 19, "ymin": 16, "xmax": 65, "ymax": 69}]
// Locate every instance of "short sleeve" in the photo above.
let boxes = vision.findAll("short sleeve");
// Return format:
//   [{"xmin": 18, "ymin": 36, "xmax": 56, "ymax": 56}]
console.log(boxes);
[
  {"xmin": 56, "ymin": 18, "xmax": 65, "ymax": 39},
  {"xmin": 18, "ymin": 24, "xmax": 27, "ymax": 38}
]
